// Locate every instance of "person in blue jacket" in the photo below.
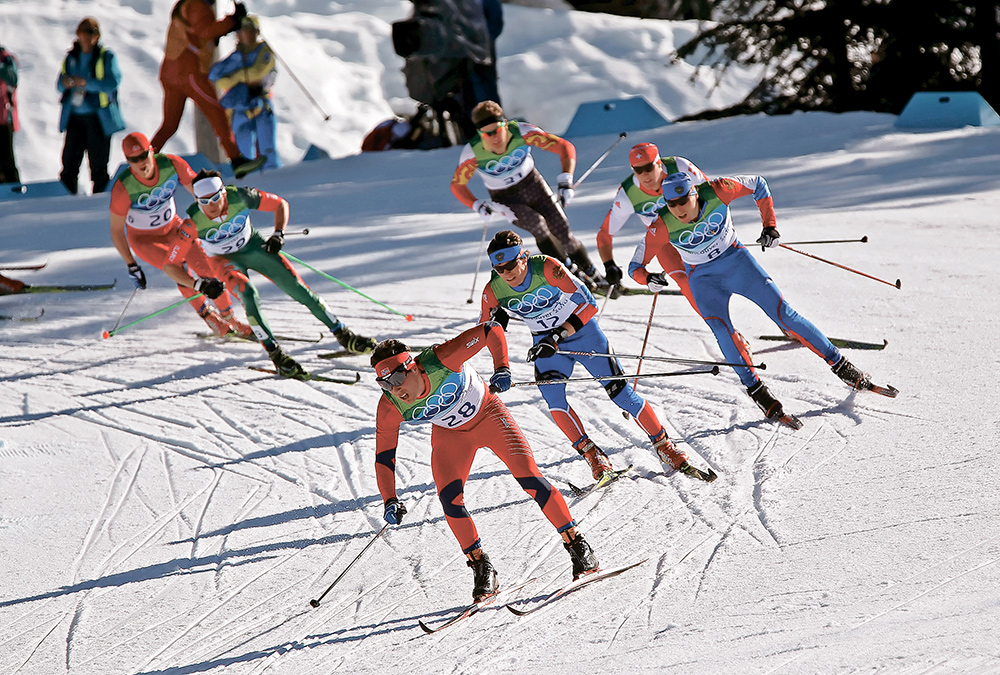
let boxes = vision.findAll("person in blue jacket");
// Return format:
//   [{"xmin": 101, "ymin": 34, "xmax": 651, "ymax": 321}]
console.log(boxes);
[
  {"xmin": 56, "ymin": 17, "xmax": 125, "ymax": 195},
  {"xmin": 209, "ymin": 15, "xmax": 281, "ymax": 171}
]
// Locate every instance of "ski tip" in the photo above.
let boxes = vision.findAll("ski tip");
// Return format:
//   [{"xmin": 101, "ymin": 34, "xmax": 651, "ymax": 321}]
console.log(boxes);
[{"xmin": 418, "ymin": 619, "xmax": 436, "ymax": 633}]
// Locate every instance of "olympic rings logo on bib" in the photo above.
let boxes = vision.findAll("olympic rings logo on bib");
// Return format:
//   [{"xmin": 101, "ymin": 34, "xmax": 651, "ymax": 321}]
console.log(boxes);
[
  {"xmin": 134, "ymin": 178, "xmax": 180, "ymax": 211},
  {"xmin": 205, "ymin": 214, "xmax": 249, "ymax": 242},
  {"xmin": 412, "ymin": 380, "xmax": 461, "ymax": 419},
  {"xmin": 677, "ymin": 211, "xmax": 725, "ymax": 249},
  {"xmin": 506, "ymin": 287, "xmax": 557, "ymax": 314},
  {"xmin": 640, "ymin": 197, "xmax": 666, "ymax": 215},
  {"xmin": 484, "ymin": 147, "xmax": 529, "ymax": 176}
]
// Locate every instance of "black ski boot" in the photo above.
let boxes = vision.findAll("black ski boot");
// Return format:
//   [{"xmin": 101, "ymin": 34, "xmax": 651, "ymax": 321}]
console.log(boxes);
[
  {"xmin": 747, "ymin": 381, "xmax": 784, "ymax": 420},
  {"xmin": 832, "ymin": 357, "xmax": 870, "ymax": 390},
  {"xmin": 467, "ymin": 551, "xmax": 498, "ymax": 602},
  {"xmin": 267, "ymin": 345, "xmax": 306, "ymax": 379},
  {"xmin": 334, "ymin": 326, "xmax": 377, "ymax": 354},
  {"xmin": 564, "ymin": 532, "xmax": 599, "ymax": 580},
  {"xmin": 231, "ymin": 154, "xmax": 266, "ymax": 179}
]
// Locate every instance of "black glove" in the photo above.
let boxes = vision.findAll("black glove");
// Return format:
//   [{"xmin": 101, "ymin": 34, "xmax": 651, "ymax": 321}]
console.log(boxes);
[
  {"xmin": 194, "ymin": 277, "xmax": 225, "ymax": 300},
  {"xmin": 757, "ymin": 226, "xmax": 781, "ymax": 251},
  {"xmin": 231, "ymin": 2, "xmax": 248, "ymax": 26},
  {"xmin": 646, "ymin": 272, "xmax": 670, "ymax": 293},
  {"xmin": 490, "ymin": 306, "xmax": 510, "ymax": 331},
  {"xmin": 489, "ymin": 367, "xmax": 512, "ymax": 393},
  {"xmin": 383, "ymin": 498, "xmax": 407, "ymax": 525},
  {"xmin": 246, "ymin": 84, "xmax": 264, "ymax": 99},
  {"xmin": 603, "ymin": 260, "xmax": 623, "ymax": 286},
  {"xmin": 127, "ymin": 263, "xmax": 146, "ymax": 290},
  {"xmin": 526, "ymin": 328, "xmax": 568, "ymax": 362},
  {"xmin": 264, "ymin": 231, "xmax": 284, "ymax": 255}
]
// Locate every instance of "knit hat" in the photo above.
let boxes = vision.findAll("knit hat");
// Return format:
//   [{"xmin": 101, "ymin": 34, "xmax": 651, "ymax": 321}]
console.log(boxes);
[
  {"xmin": 661, "ymin": 172, "xmax": 694, "ymax": 198},
  {"xmin": 629, "ymin": 142, "xmax": 659, "ymax": 167},
  {"xmin": 122, "ymin": 132, "xmax": 151, "ymax": 156}
]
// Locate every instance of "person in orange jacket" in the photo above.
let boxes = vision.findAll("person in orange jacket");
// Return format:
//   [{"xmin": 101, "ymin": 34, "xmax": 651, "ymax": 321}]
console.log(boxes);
[{"xmin": 150, "ymin": 0, "xmax": 264, "ymax": 179}]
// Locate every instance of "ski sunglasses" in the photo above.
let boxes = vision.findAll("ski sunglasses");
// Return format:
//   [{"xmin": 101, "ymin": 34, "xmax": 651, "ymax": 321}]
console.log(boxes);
[
  {"xmin": 632, "ymin": 161, "xmax": 657, "ymax": 175},
  {"xmin": 375, "ymin": 353, "xmax": 415, "ymax": 391}
]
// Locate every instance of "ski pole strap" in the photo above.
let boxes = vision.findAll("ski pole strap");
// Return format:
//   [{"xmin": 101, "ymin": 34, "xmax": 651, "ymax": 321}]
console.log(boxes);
[
  {"xmin": 511, "ymin": 367, "xmax": 719, "ymax": 387},
  {"xmin": 559, "ymin": 350, "xmax": 766, "ymax": 370},
  {"xmin": 280, "ymin": 252, "xmax": 414, "ymax": 320},
  {"xmin": 103, "ymin": 292, "xmax": 204, "ymax": 338}
]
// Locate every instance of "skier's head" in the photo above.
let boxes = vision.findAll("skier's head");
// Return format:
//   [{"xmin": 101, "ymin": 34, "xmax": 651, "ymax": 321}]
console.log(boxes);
[
  {"xmin": 472, "ymin": 100, "xmax": 509, "ymax": 151},
  {"xmin": 629, "ymin": 142, "xmax": 659, "ymax": 168},
  {"xmin": 629, "ymin": 142, "xmax": 664, "ymax": 190},
  {"xmin": 372, "ymin": 340, "xmax": 421, "ymax": 400},
  {"xmin": 487, "ymin": 230, "xmax": 528, "ymax": 284},
  {"xmin": 193, "ymin": 169, "xmax": 229, "ymax": 222},
  {"xmin": 239, "ymin": 15, "xmax": 260, "ymax": 47},
  {"xmin": 661, "ymin": 172, "xmax": 699, "ymax": 223},
  {"xmin": 123, "ymin": 132, "xmax": 155, "ymax": 177}
]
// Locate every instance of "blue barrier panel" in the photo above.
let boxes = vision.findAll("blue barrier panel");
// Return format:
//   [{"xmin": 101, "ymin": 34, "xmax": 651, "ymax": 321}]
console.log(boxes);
[
  {"xmin": 0, "ymin": 180, "xmax": 71, "ymax": 202},
  {"xmin": 564, "ymin": 97, "xmax": 670, "ymax": 137},
  {"xmin": 895, "ymin": 92, "xmax": 1000, "ymax": 129}
]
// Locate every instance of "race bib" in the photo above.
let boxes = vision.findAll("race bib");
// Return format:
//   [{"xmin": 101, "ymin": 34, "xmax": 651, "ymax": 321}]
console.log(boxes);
[
  {"xmin": 200, "ymin": 213, "xmax": 253, "ymax": 256},
  {"xmin": 126, "ymin": 197, "xmax": 178, "ymax": 231}
]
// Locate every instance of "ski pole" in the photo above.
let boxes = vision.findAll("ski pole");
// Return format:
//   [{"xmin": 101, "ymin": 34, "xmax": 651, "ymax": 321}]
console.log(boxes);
[
  {"xmin": 280, "ymin": 252, "xmax": 414, "ymax": 321},
  {"xmin": 560, "ymin": 350, "xmax": 766, "ymax": 370},
  {"xmin": 512, "ymin": 367, "xmax": 720, "ymax": 387},
  {"xmin": 780, "ymin": 236, "xmax": 867, "ymax": 245},
  {"xmin": 111, "ymin": 288, "xmax": 140, "ymax": 333},
  {"xmin": 466, "ymin": 221, "xmax": 490, "ymax": 304},
  {"xmin": 284, "ymin": 228, "xmax": 310, "ymax": 236},
  {"xmin": 574, "ymin": 132, "xmax": 627, "ymax": 189},
  {"xmin": 310, "ymin": 523, "xmax": 389, "ymax": 608},
  {"xmin": 266, "ymin": 41, "xmax": 331, "ymax": 122},
  {"xmin": 633, "ymin": 293, "xmax": 658, "ymax": 389},
  {"xmin": 102, "ymin": 293, "xmax": 204, "ymax": 339},
  {"xmin": 778, "ymin": 244, "xmax": 901, "ymax": 289}
]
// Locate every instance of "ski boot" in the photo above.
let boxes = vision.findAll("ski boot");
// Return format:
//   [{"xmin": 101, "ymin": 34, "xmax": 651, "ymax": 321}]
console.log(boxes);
[
  {"xmin": 467, "ymin": 551, "xmax": 498, "ymax": 602},
  {"xmin": 747, "ymin": 381, "xmax": 784, "ymax": 420},
  {"xmin": 574, "ymin": 437, "xmax": 614, "ymax": 481},
  {"xmin": 564, "ymin": 532, "xmax": 599, "ymax": 580},
  {"xmin": 267, "ymin": 345, "xmax": 307, "ymax": 379},
  {"xmin": 220, "ymin": 310, "xmax": 254, "ymax": 338},
  {"xmin": 200, "ymin": 308, "xmax": 234, "ymax": 337},
  {"xmin": 231, "ymin": 154, "xmax": 266, "ymax": 179},
  {"xmin": 831, "ymin": 357, "xmax": 870, "ymax": 390},
  {"xmin": 652, "ymin": 431, "xmax": 717, "ymax": 482},
  {"xmin": 334, "ymin": 326, "xmax": 377, "ymax": 354}
]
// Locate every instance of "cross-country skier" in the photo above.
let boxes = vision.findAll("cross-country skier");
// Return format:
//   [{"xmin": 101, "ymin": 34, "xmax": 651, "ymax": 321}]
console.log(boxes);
[
  {"xmin": 371, "ymin": 323, "xmax": 599, "ymax": 601},
  {"xmin": 450, "ymin": 100, "xmax": 605, "ymax": 290},
  {"xmin": 597, "ymin": 142, "xmax": 707, "ymax": 309},
  {"xmin": 630, "ymin": 172, "xmax": 895, "ymax": 425},
  {"xmin": 479, "ymin": 230, "xmax": 715, "ymax": 482},
  {"xmin": 109, "ymin": 132, "xmax": 253, "ymax": 338},
  {"xmin": 185, "ymin": 169, "xmax": 377, "ymax": 378}
]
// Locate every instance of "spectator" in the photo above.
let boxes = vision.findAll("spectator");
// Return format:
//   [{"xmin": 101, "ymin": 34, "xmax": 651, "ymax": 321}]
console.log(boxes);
[
  {"xmin": 151, "ymin": 0, "xmax": 265, "ymax": 179},
  {"xmin": 209, "ymin": 15, "xmax": 280, "ymax": 170},
  {"xmin": 56, "ymin": 18, "xmax": 125, "ymax": 195},
  {"xmin": 0, "ymin": 39, "xmax": 19, "ymax": 185}
]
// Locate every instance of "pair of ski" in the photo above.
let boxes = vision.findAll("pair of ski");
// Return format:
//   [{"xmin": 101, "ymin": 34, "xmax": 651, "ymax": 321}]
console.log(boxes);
[
  {"xmin": 247, "ymin": 366, "xmax": 361, "ymax": 384},
  {"xmin": 770, "ymin": 375, "xmax": 899, "ymax": 431},
  {"xmin": 0, "ymin": 261, "xmax": 47, "ymax": 271},
  {"xmin": 10, "ymin": 280, "xmax": 117, "ymax": 294},
  {"xmin": 418, "ymin": 559, "xmax": 647, "ymax": 634}
]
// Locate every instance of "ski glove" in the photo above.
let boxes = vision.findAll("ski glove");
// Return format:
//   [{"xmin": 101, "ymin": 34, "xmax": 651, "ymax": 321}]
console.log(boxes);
[
  {"xmin": 472, "ymin": 199, "xmax": 495, "ymax": 224},
  {"xmin": 489, "ymin": 367, "xmax": 512, "ymax": 393},
  {"xmin": 526, "ymin": 328, "xmax": 569, "ymax": 362},
  {"xmin": 194, "ymin": 277, "xmax": 225, "ymax": 300},
  {"xmin": 603, "ymin": 260, "xmax": 623, "ymax": 286},
  {"xmin": 490, "ymin": 306, "xmax": 510, "ymax": 331},
  {"xmin": 127, "ymin": 263, "xmax": 146, "ymax": 290},
  {"xmin": 557, "ymin": 172, "xmax": 574, "ymax": 207},
  {"xmin": 383, "ymin": 498, "xmax": 407, "ymax": 525},
  {"xmin": 264, "ymin": 231, "xmax": 284, "ymax": 255},
  {"xmin": 757, "ymin": 226, "xmax": 781, "ymax": 251},
  {"xmin": 646, "ymin": 272, "xmax": 670, "ymax": 294}
]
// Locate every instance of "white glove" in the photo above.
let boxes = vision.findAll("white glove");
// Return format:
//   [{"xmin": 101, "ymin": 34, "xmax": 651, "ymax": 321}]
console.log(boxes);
[
  {"xmin": 556, "ymin": 172, "xmax": 574, "ymax": 207},
  {"xmin": 472, "ymin": 199, "xmax": 495, "ymax": 224},
  {"xmin": 646, "ymin": 272, "xmax": 670, "ymax": 294},
  {"xmin": 491, "ymin": 202, "xmax": 518, "ymax": 224}
]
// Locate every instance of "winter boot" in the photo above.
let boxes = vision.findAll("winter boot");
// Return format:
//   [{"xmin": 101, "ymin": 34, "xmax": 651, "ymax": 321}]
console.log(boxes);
[
  {"xmin": 564, "ymin": 532, "xmax": 599, "ymax": 580},
  {"xmin": 201, "ymin": 308, "xmax": 234, "ymax": 337},
  {"xmin": 747, "ymin": 381, "xmax": 785, "ymax": 420},
  {"xmin": 267, "ymin": 345, "xmax": 307, "ymax": 379},
  {"xmin": 651, "ymin": 430, "xmax": 688, "ymax": 470},
  {"xmin": 574, "ymin": 437, "xmax": 613, "ymax": 481},
  {"xmin": 831, "ymin": 357, "xmax": 870, "ymax": 390},
  {"xmin": 467, "ymin": 551, "xmax": 498, "ymax": 602},
  {"xmin": 231, "ymin": 154, "xmax": 266, "ymax": 179},
  {"xmin": 334, "ymin": 326, "xmax": 377, "ymax": 354},
  {"xmin": 220, "ymin": 310, "xmax": 254, "ymax": 338}
]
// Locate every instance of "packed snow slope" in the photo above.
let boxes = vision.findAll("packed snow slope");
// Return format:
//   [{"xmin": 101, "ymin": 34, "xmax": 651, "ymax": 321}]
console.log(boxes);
[{"xmin": 3, "ymin": 3, "xmax": 1000, "ymax": 675}]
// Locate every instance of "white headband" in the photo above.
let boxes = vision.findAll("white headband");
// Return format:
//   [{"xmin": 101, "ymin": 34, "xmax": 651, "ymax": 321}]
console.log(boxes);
[{"xmin": 193, "ymin": 176, "xmax": 224, "ymax": 198}]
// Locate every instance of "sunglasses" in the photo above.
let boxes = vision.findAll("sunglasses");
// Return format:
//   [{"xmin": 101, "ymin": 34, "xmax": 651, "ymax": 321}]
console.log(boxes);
[
  {"xmin": 632, "ymin": 161, "xmax": 656, "ymax": 175},
  {"xmin": 197, "ymin": 190, "xmax": 225, "ymax": 206},
  {"xmin": 493, "ymin": 255, "xmax": 523, "ymax": 273},
  {"xmin": 126, "ymin": 150, "xmax": 151, "ymax": 163},
  {"xmin": 479, "ymin": 120, "xmax": 508, "ymax": 137},
  {"xmin": 666, "ymin": 193, "xmax": 694, "ymax": 208},
  {"xmin": 376, "ymin": 357, "xmax": 414, "ymax": 391}
]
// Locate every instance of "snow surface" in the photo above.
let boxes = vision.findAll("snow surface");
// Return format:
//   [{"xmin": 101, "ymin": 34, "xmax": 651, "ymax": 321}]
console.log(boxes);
[{"xmin": 3, "ymin": 2, "xmax": 1000, "ymax": 675}]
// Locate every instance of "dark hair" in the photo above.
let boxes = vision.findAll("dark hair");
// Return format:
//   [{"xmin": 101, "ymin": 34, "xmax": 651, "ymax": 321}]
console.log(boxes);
[
  {"xmin": 370, "ymin": 339, "xmax": 409, "ymax": 368},
  {"xmin": 487, "ymin": 229, "xmax": 522, "ymax": 255},
  {"xmin": 194, "ymin": 168, "xmax": 223, "ymax": 182},
  {"xmin": 471, "ymin": 100, "xmax": 504, "ymax": 126}
]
